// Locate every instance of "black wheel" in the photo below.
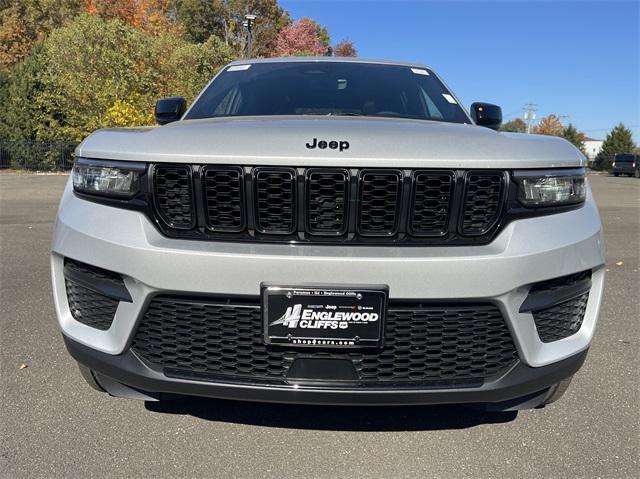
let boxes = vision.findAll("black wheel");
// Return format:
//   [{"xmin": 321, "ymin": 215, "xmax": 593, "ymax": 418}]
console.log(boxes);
[{"xmin": 613, "ymin": 172, "xmax": 619, "ymax": 177}]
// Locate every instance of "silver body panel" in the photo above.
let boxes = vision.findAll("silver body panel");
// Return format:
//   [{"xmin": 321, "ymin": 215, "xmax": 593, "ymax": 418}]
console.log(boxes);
[
  {"xmin": 51, "ymin": 178, "xmax": 604, "ymax": 368},
  {"xmin": 52, "ymin": 58, "xmax": 604, "ymax": 404},
  {"xmin": 77, "ymin": 116, "xmax": 584, "ymax": 169}
]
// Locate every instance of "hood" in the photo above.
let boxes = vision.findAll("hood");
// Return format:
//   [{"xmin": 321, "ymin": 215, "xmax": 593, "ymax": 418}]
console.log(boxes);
[{"xmin": 77, "ymin": 116, "xmax": 585, "ymax": 169}]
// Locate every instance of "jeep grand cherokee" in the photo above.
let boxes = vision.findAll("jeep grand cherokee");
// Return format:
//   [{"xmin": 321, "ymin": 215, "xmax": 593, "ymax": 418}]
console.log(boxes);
[{"xmin": 52, "ymin": 58, "xmax": 605, "ymax": 410}]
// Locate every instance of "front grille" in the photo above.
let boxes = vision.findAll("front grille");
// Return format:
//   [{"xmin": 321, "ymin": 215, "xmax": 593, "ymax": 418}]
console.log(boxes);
[
  {"xmin": 202, "ymin": 167, "xmax": 244, "ymax": 232},
  {"xmin": 131, "ymin": 297, "xmax": 518, "ymax": 387},
  {"xmin": 254, "ymin": 169, "xmax": 296, "ymax": 234},
  {"xmin": 153, "ymin": 165, "xmax": 194, "ymax": 228},
  {"xmin": 64, "ymin": 260, "xmax": 121, "ymax": 330},
  {"xmin": 358, "ymin": 171, "xmax": 402, "ymax": 235},
  {"xmin": 410, "ymin": 171, "xmax": 454, "ymax": 236},
  {"xmin": 306, "ymin": 169, "xmax": 349, "ymax": 234},
  {"xmin": 151, "ymin": 166, "xmax": 508, "ymax": 244},
  {"xmin": 533, "ymin": 293, "xmax": 589, "ymax": 342},
  {"xmin": 460, "ymin": 172, "xmax": 505, "ymax": 235}
]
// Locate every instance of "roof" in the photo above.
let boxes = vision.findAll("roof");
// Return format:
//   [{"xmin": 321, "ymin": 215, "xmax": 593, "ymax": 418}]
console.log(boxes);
[
  {"xmin": 583, "ymin": 137, "xmax": 603, "ymax": 142},
  {"xmin": 228, "ymin": 56, "xmax": 431, "ymax": 69}
]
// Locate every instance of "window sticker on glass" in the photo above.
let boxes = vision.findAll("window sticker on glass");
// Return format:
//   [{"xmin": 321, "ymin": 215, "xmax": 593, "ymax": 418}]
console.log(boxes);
[
  {"xmin": 442, "ymin": 93, "xmax": 458, "ymax": 104},
  {"xmin": 411, "ymin": 68, "xmax": 429, "ymax": 76},
  {"xmin": 337, "ymin": 79, "xmax": 348, "ymax": 90},
  {"xmin": 228, "ymin": 64, "xmax": 252, "ymax": 72}
]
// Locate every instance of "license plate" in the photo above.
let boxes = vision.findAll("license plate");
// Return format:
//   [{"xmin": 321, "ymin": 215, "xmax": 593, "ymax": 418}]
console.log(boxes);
[{"xmin": 262, "ymin": 285, "xmax": 388, "ymax": 348}]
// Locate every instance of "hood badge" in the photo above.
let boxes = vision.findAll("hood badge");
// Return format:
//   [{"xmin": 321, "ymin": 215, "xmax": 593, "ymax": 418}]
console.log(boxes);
[{"xmin": 306, "ymin": 138, "xmax": 350, "ymax": 152}]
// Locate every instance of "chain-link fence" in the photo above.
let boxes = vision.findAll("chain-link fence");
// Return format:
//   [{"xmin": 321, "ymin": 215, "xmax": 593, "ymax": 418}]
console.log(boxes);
[{"xmin": 0, "ymin": 140, "xmax": 78, "ymax": 171}]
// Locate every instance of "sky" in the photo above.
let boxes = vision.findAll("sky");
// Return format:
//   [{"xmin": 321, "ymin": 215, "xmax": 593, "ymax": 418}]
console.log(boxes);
[{"xmin": 281, "ymin": 0, "xmax": 639, "ymax": 141}]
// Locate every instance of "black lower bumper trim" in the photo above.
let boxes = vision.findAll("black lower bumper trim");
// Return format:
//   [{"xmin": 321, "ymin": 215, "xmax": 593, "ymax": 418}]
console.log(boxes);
[{"xmin": 63, "ymin": 335, "xmax": 588, "ymax": 406}]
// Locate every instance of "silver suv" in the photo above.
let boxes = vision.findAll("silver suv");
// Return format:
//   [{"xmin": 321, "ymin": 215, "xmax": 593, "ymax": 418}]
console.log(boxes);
[{"xmin": 52, "ymin": 58, "xmax": 605, "ymax": 410}]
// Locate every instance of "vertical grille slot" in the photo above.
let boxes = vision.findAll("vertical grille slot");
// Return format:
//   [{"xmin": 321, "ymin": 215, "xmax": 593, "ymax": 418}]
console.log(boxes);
[
  {"xmin": 254, "ymin": 168, "xmax": 296, "ymax": 234},
  {"xmin": 358, "ymin": 170, "xmax": 402, "ymax": 236},
  {"xmin": 202, "ymin": 167, "xmax": 244, "ymax": 232},
  {"xmin": 306, "ymin": 169, "xmax": 349, "ymax": 235},
  {"xmin": 460, "ymin": 171, "xmax": 505, "ymax": 235},
  {"xmin": 409, "ymin": 171, "xmax": 454, "ymax": 236},
  {"xmin": 153, "ymin": 165, "xmax": 194, "ymax": 229}
]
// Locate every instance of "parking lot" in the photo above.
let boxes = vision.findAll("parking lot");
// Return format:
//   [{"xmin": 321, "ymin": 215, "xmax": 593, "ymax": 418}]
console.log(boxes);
[{"xmin": 0, "ymin": 173, "xmax": 638, "ymax": 478}]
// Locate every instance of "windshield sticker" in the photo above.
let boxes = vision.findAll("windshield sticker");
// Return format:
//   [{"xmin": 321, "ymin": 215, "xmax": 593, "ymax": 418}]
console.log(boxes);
[
  {"xmin": 442, "ymin": 94, "xmax": 458, "ymax": 104},
  {"xmin": 411, "ymin": 68, "xmax": 429, "ymax": 76},
  {"xmin": 227, "ymin": 64, "xmax": 251, "ymax": 72}
]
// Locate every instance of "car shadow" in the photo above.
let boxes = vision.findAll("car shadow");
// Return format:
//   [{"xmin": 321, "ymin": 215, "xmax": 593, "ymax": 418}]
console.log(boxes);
[{"xmin": 145, "ymin": 397, "xmax": 517, "ymax": 431}]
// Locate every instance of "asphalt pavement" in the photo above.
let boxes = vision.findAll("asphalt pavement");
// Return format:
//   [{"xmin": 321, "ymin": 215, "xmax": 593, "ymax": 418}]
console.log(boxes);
[{"xmin": 0, "ymin": 172, "xmax": 638, "ymax": 479}]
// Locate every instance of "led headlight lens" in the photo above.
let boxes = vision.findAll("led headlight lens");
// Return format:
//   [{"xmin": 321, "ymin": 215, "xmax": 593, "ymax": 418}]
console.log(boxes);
[
  {"xmin": 515, "ymin": 169, "xmax": 586, "ymax": 207},
  {"xmin": 72, "ymin": 159, "xmax": 145, "ymax": 197}
]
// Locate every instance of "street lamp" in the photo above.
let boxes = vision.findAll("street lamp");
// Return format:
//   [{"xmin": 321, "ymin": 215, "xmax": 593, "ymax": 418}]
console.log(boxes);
[{"xmin": 242, "ymin": 14, "xmax": 257, "ymax": 58}]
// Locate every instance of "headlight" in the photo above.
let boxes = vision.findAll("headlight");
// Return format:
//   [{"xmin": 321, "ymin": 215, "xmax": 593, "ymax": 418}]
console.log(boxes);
[
  {"xmin": 72, "ymin": 158, "xmax": 145, "ymax": 198},
  {"xmin": 515, "ymin": 169, "xmax": 586, "ymax": 207}
]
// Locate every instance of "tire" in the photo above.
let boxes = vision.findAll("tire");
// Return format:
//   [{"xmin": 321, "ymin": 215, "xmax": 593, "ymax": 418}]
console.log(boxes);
[
  {"xmin": 539, "ymin": 375, "xmax": 573, "ymax": 406},
  {"xmin": 613, "ymin": 172, "xmax": 619, "ymax": 177},
  {"xmin": 77, "ymin": 363, "xmax": 106, "ymax": 392}
]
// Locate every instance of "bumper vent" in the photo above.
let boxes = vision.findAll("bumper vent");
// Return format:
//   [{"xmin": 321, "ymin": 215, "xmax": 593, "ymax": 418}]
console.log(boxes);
[
  {"xmin": 131, "ymin": 296, "xmax": 518, "ymax": 387},
  {"xmin": 153, "ymin": 165, "xmax": 194, "ymax": 229},
  {"xmin": 533, "ymin": 294, "xmax": 589, "ymax": 343},
  {"xmin": 63, "ymin": 259, "xmax": 126, "ymax": 330},
  {"xmin": 527, "ymin": 270, "xmax": 592, "ymax": 343}
]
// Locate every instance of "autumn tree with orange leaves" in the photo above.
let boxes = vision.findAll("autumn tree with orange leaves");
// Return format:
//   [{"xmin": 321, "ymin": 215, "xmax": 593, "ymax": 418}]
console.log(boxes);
[{"xmin": 84, "ymin": 0, "xmax": 181, "ymax": 36}]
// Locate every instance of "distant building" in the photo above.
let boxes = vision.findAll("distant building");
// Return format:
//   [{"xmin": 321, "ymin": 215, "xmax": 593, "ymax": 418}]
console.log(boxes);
[{"xmin": 583, "ymin": 137, "xmax": 603, "ymax": 161}]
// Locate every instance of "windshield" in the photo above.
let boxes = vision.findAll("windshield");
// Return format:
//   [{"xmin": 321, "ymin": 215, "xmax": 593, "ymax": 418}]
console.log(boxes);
[
  {"xmin": 614, "ymin": 154, "xmax": 634, "ymax": 162},
  {"xmin": 185, "ymin": 61, "xmax": 471, "ymax": 124}
]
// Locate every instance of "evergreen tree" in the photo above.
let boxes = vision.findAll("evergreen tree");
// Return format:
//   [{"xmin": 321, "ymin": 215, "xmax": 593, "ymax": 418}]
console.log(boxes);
[{"xmin": 595, "ymin": 123, "xmax": 636, "ymax": 170}]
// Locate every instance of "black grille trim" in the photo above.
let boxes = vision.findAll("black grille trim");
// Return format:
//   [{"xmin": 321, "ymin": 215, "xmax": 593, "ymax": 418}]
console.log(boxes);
[
  {"xmin": 357, "ymin": 169, "xmax": 403, "ymax": 236},
  {"xmin": 460, "ymin": 171, "xmax": 506, "ymax": 236},
  {"xmin": 202, "ymin": 166, "xmax": 245, "ymax": 232},
  {"xmin": 131, "ymin": 296, "xmax": 519, "ymax": 387},
  {"xmin": 305, "ymin": 169, "xmax": 350, "ymax": 235},
  {"xmin": 153, "ymin": 165, "xmax": 195, "ymax": 229},
  {"xmin": 409, "ymin": 170, "xmax": 455, "ymax": 236},
  {"xmin": 145, "ymin": 166, "xmax": 520, "ymax": 245},
  {"xmin": 253, "ymin": 168, "xmax": 297, "ymax": 235}
]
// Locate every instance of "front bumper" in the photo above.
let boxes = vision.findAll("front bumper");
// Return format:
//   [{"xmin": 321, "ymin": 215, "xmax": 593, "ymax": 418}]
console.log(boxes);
[
  {"xmin": 52, "ymin": 177, "xmax": 605, "ymax": 403},
  {"xmin": 64, "ymin": 334, "xmax": 588, "ymax": 406}
]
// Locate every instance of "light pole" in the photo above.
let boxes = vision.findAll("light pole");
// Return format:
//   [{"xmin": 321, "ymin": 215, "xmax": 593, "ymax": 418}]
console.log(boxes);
[{"xmin": 242, "ymin": 14, "xmax": 257, "ymax": 58}]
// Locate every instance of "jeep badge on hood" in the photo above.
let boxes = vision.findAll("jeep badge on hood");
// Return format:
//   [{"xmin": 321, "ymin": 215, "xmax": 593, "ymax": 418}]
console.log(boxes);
[{"xmin": 306, "ymin": 138, "xmax": 350, "ymax": 151}]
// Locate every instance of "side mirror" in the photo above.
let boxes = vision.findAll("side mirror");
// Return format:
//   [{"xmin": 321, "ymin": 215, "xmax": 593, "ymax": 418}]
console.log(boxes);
[
  {"xmin": 470, "ymin": 102, "xmax": 502, "ymax": 130},
  {"xmin": 155, "ymin": 97, "xmax": 187, "ymax": 125}
]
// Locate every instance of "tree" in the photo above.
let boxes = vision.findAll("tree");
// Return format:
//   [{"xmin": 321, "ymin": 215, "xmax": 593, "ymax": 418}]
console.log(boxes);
[
  {"xmin": 84, "ymin": 0, "xmax": 182, "ymax": 36},
  {"xmin": 561, "ymin": 123, "xmax": 586, "ymax": 154},
  {"xmin": 173, "ymin": 0, "xmax": 228, "ymax": 43},
  {"xmin": 0, "ymin": 0, "xmax": 81, "ymax": 72},
  {"xmin": 334, "ymin": 38, "xmax": 356, "ymax": 57},
  {"xmin": 595, "ymin": 123, "xmax": 636, "ymax": 170},
  {"xmin": 274, "ymin": 17, "xmax": 328, "ymax": 56},
  {"xmin": 500, "ymin": 118, "xmax": 527, "ymax": 133},
  {"xmin": 533, "ymin": 114, "xmax": 563, "ymax": 136},
  {"xmin": 3, "ymin": 14, "xmax": 232, "ymax": 145}
]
